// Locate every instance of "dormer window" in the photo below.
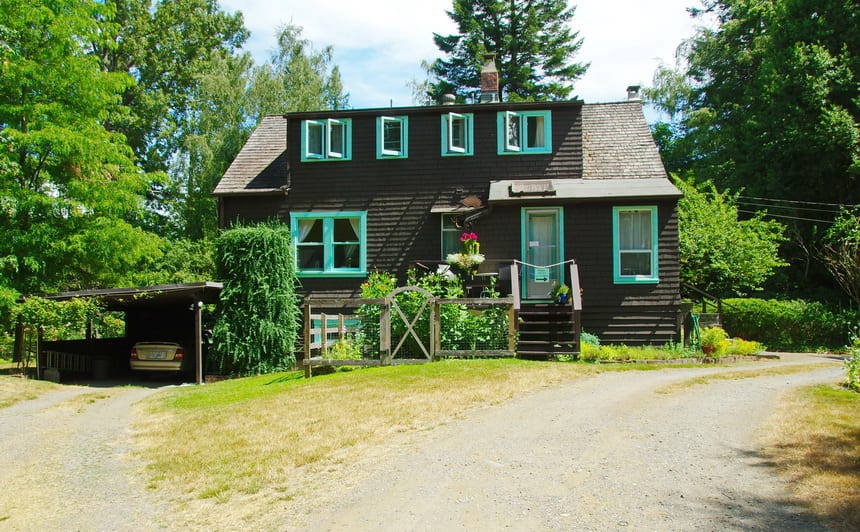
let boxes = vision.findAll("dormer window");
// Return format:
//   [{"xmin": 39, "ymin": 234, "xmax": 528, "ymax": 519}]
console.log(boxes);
[
  {"xmin": 498, "ymin": 110, "xmax": 552, "ymax": 154},
  {"xmin": 302, "ymin": 118, "xmax": 352, "ymax": 162},
  {"xmin": 441, "ymin": 112, "xmax": 474, "ymax": 156},
  {"xmin": 376, "ymin": 116, "xmax": 408, "ymax": 159}
]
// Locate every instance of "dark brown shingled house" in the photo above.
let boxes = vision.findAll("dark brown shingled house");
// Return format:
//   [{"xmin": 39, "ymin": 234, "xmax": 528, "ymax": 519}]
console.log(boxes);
[{"xmin": 214, "ymin": 81, "xmax": 683, "ymax": 346}]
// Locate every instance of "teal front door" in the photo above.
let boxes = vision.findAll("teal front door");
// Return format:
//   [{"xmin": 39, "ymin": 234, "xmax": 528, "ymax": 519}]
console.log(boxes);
[{"xmin": 522, "ymin": 208, "xmax": 563, "ymax": 300}]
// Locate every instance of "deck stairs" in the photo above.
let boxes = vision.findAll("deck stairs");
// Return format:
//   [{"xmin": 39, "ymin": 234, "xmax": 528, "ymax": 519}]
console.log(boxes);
[{"xmin": 517, "ymin": 304, "xmax": 579, "ymax": 359}]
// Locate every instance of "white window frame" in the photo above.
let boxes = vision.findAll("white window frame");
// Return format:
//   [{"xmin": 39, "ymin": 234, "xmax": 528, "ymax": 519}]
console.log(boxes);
[
  {"xmin": 440, "ymin": 112, "xmax": 474, "ymax": 156},
  {"xmin": 497, "ymin": 110, "xmax": 552, "ymax": 155},
  {"xmin": 301, "ymin": 118, "xmax": 352, "ymax": 162},
  {"xmin": 376, "ymin": 116, "xmax": 408, "ymax": 159}
]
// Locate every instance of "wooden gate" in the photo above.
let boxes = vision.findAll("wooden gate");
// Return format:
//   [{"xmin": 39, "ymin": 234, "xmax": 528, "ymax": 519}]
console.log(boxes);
[{"xmin": 386, "ymin": 286, "xmax": 435, "ymax": 361}]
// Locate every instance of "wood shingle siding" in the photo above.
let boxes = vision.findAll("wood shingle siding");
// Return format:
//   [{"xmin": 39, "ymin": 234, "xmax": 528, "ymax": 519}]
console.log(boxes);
[{"xmin": 215, "ymin": 99, "xmax": 685, "ymax": 345}]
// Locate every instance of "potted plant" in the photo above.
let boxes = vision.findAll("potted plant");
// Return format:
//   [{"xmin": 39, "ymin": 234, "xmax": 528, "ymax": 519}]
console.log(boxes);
[
  {"xmin": 700, "ymin": 326, "xmax": 728, "ymax": 355},
  {"xmin": 552, "ymin": 283, "xmax": 570, "ymax": 305}
]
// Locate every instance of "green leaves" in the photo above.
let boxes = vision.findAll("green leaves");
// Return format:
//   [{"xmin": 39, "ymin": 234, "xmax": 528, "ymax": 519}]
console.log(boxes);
[
  {"xmin": 429, "ymin": 0, "xmax": 588, "ymax": 103},
  {"xmin": 210, "ymin": 223, "xmax": 300, "ymax": 376},
  {"xmin": 676, "ymin": 176, "xmax": 787, "ymax": 296}
]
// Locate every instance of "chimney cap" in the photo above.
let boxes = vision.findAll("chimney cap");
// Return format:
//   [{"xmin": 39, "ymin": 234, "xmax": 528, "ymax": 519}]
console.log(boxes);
[
  {"xmin": 441, "ymin": 93, "xmax": 457, "ymax": 105},
  {"xmin": 626, "ymin": 85, "xmax": 642, "ymax": 101}
]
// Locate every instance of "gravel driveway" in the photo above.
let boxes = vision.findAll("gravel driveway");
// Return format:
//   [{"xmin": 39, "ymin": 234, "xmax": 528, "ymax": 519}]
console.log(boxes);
[{"xmin": 0, "ymin": 354, "xmax": 844, "ymax": 531}]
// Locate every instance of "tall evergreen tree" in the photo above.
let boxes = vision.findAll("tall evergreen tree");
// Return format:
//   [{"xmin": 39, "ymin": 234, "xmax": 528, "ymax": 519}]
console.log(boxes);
[{"xmin": 430, "ymin": 0, "xmax": 588, "ymax": 103}]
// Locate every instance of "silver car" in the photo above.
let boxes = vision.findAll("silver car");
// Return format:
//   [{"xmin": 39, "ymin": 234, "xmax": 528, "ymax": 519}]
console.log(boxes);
[{"xmin": 130, "ymin": 342, "xmax": 184, "ymax": 373}]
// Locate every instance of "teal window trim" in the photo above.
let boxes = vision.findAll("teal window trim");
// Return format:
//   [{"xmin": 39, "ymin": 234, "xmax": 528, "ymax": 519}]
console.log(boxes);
[
  {"xmin": 291, "ymin": 211, "xmax": 367, "ymax": 277},
  {"xmin": 612, "ymin": 205, "xmax": 659, "ymax": 284},
  {"xmin": 301, "ymin": 118, "xmax": 352, "ymax": 162},
  {"xmin": 440, "ymin": 112, "xmax": 474, "ymax": 156},
  {"xmin": 498, "ymin": 110, "xmax": 552, "ymax": 155},
  {"xmin": 376, "ymin": 116, "xmax": 408, "ymax": 159}
]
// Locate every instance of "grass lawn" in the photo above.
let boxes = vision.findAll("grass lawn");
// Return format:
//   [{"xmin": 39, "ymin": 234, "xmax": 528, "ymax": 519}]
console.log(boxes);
[
  {"xmin": 134, "ymin": 359, "xmax": 610, "ymax": 502},
  {"xmin": 0, "ymin": 358, "xmax": 61, "ymax": 409},
  {"xmin": 761, "ymin": 384, "xmax": 860, "ymax": 530}
]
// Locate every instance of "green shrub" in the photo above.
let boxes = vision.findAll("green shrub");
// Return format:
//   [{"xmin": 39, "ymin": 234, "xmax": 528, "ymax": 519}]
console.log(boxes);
[
  {"xmin": 725, "ymin": 338, "xmax": 764, "ymax": 356},
  {"xmin": 210, "ymin": 222, "xmax": 300, "ymax": 375},
  {"xmin": 722, "ymin": 298, "xmax": 858, "ymax": 351},
  {"xmin": 700, "ymin": 326, "xmax": 729, "ymax": 355},
  {"xmin": 846, "ymin": 326, "xmax": 860, "ymax": 392}
]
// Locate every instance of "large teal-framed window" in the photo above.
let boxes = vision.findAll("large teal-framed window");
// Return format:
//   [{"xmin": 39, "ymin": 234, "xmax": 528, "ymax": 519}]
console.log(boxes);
[
  {"xmin": 291, "ymin": 211, "xmax": 367, "ymax": 277},
  {"xmin": 301, "ymin": 118, "xmax": 352, "ymax": 162},
  {"xmin": 376, "ymin": 116, "xmax": 408, "ymax": 159},
  {"xmin": 612, "ymin": 206, "xmax": 659, "ymax": 284},
  {"xmin": 497, "ymin": 110, "xmax": 552, "ymax": 154},
  {"xmin": 440, "ymin": 112, "xmax": 474, "ymax": 156}
]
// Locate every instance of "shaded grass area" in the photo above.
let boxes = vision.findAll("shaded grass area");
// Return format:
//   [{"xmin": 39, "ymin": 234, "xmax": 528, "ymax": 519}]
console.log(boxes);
[
  {"xmin": 134, "ymin": 359, "xmax": 608, "ymax": 502},
  {"xmin": 761, "ymin": 385, "xmax": 860, "ymax": 531},
  {"xmin": 0, "ymin": 373, "xmax": 61, "ymax": 409},
  {"xmin": 655, "ymin": 363, "xmax": 832, "ymax": 394}
]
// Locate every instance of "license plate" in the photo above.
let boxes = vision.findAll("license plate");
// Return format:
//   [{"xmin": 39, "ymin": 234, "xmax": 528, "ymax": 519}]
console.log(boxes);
[{"xmin": 149, "ymin": 351, "xmax": 166, "ymax": 360}]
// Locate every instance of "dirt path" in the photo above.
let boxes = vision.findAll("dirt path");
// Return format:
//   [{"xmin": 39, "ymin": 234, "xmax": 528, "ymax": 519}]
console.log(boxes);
[
  {"xmin": 280, "ymin": 353, "xmax": 842, "ymax": 531},
  {"xmin": 0, "ymin": 384, "xmax": 168, "ymax": 531},
  {"xmin": 0, "ymin": 354, "xmax": 845, "ymax": 531}
]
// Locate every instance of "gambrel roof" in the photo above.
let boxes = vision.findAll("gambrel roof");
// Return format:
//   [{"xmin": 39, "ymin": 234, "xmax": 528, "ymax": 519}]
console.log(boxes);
[{"xmin": 213, "ymin": 100, "xmax": 673, "ymax": 196}]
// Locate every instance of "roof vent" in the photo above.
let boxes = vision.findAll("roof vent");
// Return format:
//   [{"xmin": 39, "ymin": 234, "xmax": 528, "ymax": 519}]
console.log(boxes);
[
  {"xmin": 480, "ymin": 53, "xmax": 499, "ymax": 103},
  {"xmin": 626, "ymin": 85, "xmax": 642, "ymax": 102},
  {"xmin": 441, "ymin": 93, "xmax": 457, "ymax": 105}
]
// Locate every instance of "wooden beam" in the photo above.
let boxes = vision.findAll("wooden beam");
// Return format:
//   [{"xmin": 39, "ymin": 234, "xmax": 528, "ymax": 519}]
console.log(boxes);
[{"xmin": 194, "ymin": 301, "xmax": 203, "ymax": 385}]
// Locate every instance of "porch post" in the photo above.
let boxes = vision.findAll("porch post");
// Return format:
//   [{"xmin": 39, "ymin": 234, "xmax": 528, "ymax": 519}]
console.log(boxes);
[{"xmin": 194, "ymin": 301, "xmax": 203, "ymax": 385}]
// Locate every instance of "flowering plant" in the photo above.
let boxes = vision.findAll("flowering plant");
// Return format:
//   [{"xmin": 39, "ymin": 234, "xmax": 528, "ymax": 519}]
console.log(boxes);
[{"xmin": 446, "ymin": 231, "xmax": 484, "ymax": 274}]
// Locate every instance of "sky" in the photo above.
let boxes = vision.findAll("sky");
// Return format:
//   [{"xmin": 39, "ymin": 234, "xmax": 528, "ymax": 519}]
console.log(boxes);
[{"xmin": 220, "ymin": 0, "xmax": 707, "ymax": 111}]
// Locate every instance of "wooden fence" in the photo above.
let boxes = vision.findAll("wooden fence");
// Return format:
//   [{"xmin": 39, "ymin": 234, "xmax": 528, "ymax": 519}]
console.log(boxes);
[{"xmin": 303, "ymin": 288, "xmax": 516, "ymax": 377}]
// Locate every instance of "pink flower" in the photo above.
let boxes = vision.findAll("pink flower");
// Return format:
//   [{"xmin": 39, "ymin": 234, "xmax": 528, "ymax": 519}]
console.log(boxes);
[{"xmin": 459, "ymin": 232, "xmax": 479, "ymax": 242}]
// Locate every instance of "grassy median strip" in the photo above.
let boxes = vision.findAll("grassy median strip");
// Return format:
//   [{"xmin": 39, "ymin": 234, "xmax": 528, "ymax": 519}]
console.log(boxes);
[
  {"xmin": 654, "ymin": 363, "xmax": 832, "ymax": 394},
  {"xmin": 133, "ymin": 359, "xmax": 605, "ymax": 502},
  {"xmin": 760, "ymin": 385, "xmax": 860, "ymax": 530}
]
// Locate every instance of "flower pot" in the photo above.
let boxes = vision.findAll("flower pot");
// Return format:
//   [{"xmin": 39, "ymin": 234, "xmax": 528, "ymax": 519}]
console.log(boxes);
[
  {"xmin": 556, "ymin": 294, "xmax": 569, "ymax": 305},
  {"xmin": 701, "ymin": 345, "xmax": 716, "ymax": 355}
]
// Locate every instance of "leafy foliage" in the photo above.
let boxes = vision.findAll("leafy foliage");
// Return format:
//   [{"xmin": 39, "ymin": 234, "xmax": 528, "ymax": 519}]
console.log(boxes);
[
  {"xmin": 0, "ymin": 0, "xmax": 163, "ymax": 293},
  {"xmin": 210, "ymin": 223, "xmax": 300, "ymax": 375},
  {"xmin": 357, "ymin": 269, "xmax": 510, "ymax": 356},
  {"xmin": 818, "ymin": 207, "xmax": 860, "ymax": 306},
  {"xmin": 676, "ymin": 176, "xmax": 787, "ymax": 296},
  {"xmin": 722, "ymin": 298, "xmax": 859, "ymax": 351},
  {"xmin": 429, "ymin": 0, "xmax": 588, "ymax": 102},
  {"xmin": 845, "ymin": 331, "xmax": 859, "ymax": 392},
  {"xmin": 649, "ymin": 0, "xmax": 860, "ymax": 206}
]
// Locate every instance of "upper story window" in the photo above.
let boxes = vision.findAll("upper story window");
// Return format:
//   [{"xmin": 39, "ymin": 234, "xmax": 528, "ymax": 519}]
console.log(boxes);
[
  {"xmin": 441, "ymin": 112, "xmax": 474, "ymax": 156},
  {"xmin": 498, "ymin": 110, "xmax": 552, "ymax": 154},
  {"xmin": 612, "ymin": 206, "xmax": 659, "ymax": 284},
  {"xmin": 291, "ymin": 211, "xmax": 367, "ymax": 277},
  {"xmin": 301, "ymin": 118, "xmax": 351, "ymax": 162},
  {"xmin": 376, "ymin": 116, "xmax": 408, "ymax": 159}
]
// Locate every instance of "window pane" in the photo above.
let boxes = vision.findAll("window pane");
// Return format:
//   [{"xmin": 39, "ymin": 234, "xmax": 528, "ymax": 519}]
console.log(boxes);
[
  {"xmin": 619, "ymin": 210, "xmax": 652, "ymax": 250},
  {"xmin": 306, "ymin": 122, "xmax": 323, "ymax": 156},
  {"xmin": 333, "ymin": 218, "xmax": 359, "ymax": 242},
  {"xmin": 507, "ymin": 113, "xmax": 520, "ymax": 150},
  {"xmin": 383, "ymin": 119, "xmax": 402, "ymax": 153},
  {"xmin": 298, "ymin": 245, "xmax": 324, "ymax": 269},
  {"xmin": 450, "ymin": 116, "xmax": 466, "ymax": 150},
  {"xmin": 526, "ymin": 115, "xmax": 545, "ymax": 148},
  {"xmin": 329, "ymin": 121, "xmax": 344, "ymax": 157},
  {"xmin": 620, "ymin": 251, "xmax": 652, "ymax": 276},
  {"xmin": 298, "ymin": 219, "xmax": 323, "ymax": 243},
  {"xmin": 441, "ymin": 215, "xmax": 460, "ymax": 257},
  {"xmin": 334, "ymin": 244, "xmax": 359, "ymax": 268}
]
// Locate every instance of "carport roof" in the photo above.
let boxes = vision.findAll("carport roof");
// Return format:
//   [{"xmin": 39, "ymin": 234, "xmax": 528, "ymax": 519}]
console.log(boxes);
[{"xmin": 37, "ymin": 282, "xmax": 222, "ymax": 310}]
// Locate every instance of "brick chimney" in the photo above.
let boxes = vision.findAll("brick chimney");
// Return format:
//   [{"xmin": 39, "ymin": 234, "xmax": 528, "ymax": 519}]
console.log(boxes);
[{"xmin": 480, "ymin": 53, "xmax": 499, "ymax": 103}]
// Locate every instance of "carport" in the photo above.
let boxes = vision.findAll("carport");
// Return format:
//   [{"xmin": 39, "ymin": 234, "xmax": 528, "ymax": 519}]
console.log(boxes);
[{"xmin": 24, "ymin": 282, "xmax": 221, "ymax": 385}]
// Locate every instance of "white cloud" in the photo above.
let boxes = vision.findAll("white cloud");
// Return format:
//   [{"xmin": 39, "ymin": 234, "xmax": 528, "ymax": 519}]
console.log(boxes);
[{"xmin": 221, "ymin": 0, "xmax": 701, "ymax": 108}]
